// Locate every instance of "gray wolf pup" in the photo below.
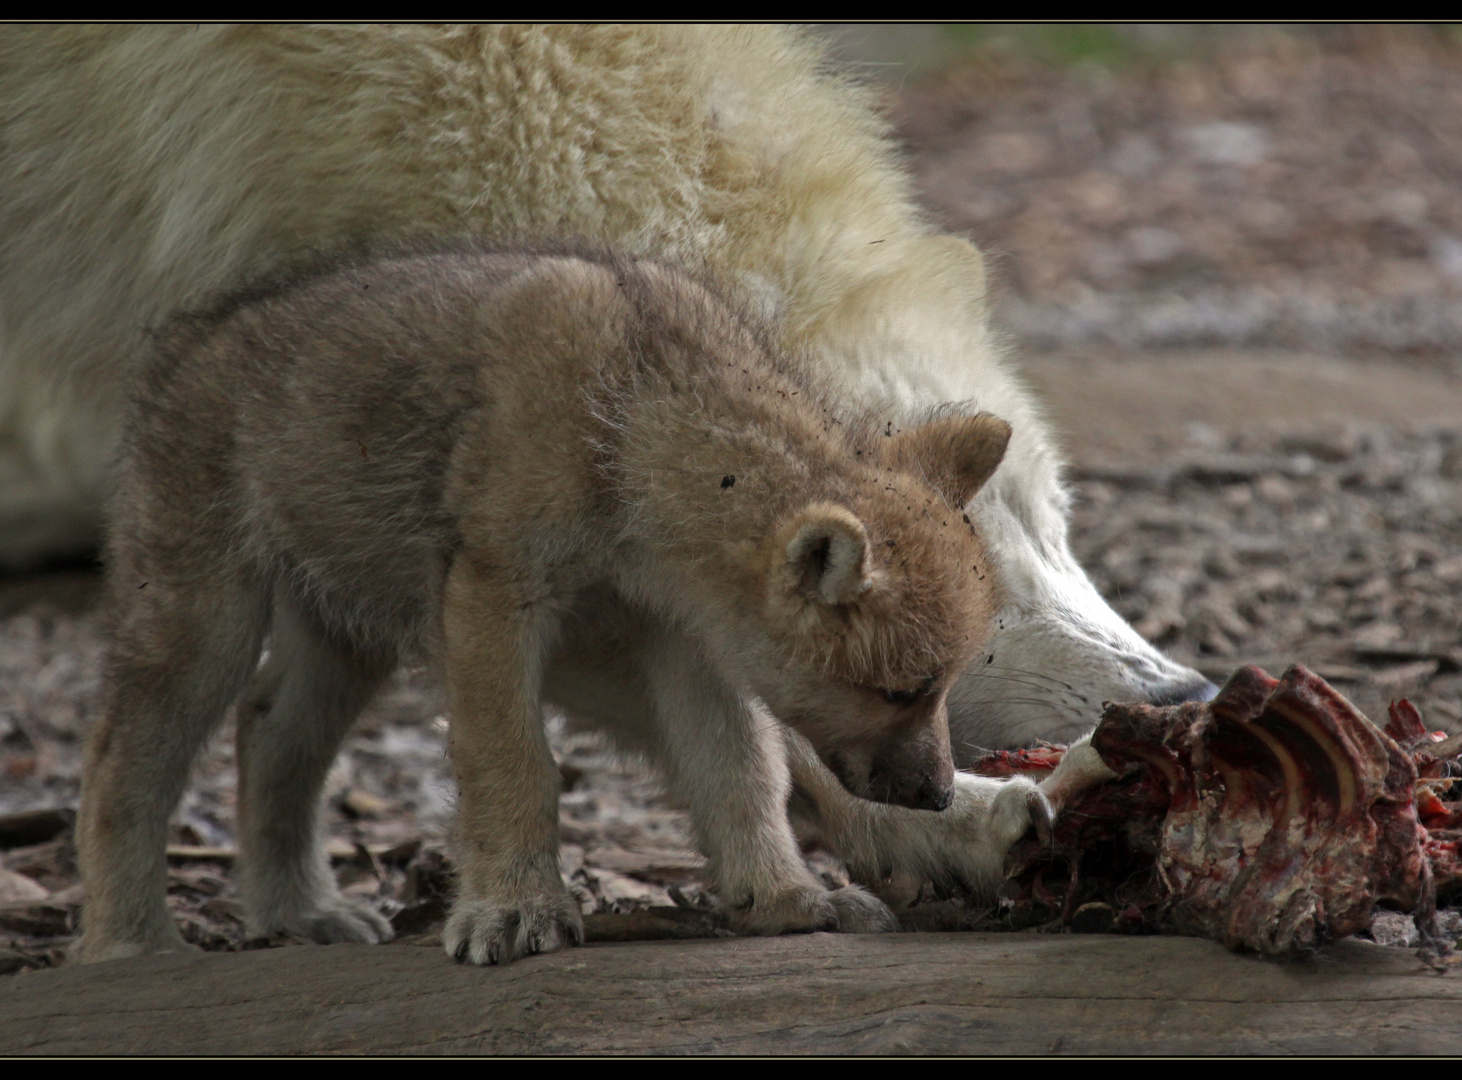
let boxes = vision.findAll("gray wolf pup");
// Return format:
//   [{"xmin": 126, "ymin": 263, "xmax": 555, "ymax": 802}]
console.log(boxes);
[{"xmin": 77, "ymin": 247, "xmax": 1044, "ymax": 964}]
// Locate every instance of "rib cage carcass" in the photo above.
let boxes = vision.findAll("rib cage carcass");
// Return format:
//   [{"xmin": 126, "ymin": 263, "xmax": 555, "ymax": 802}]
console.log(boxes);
[{"xmin": 984, "ymin": 665, "xmax": 1460, "ymax": 956}]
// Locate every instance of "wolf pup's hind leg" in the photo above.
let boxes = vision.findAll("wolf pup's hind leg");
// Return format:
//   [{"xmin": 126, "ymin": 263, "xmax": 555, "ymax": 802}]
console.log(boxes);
[
  {"xmin": 76, "ymin": 563, "xmax": 270, "ymax": 963},
  {"xmin": 235, "ymin": 590, "xmax": 396, "ymax": 945}
]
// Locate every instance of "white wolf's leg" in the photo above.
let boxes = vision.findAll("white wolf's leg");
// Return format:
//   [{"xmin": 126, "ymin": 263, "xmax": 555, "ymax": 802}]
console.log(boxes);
[
  {"xmin": 439, "ymin": 556, "xmax": 582, "ymax": 965},
  {"xmin": 1036, "ymin": 732, "xmax": 1118, "ymax": 810},
  {"xmin": 784, "ymin": 727, "xmax": 1053, "ymax": 902},
  {"xmin": 0, "ymin": 381, "xmax": 115, "ymax": 571},
  {"xmin": 76, "ymin": 566, "xmax": 269, "ymax": 963},
  {"xmin": 235, "ymin": 591, "xmax": 396, "ymax": 945},
  {"xmin": 642, "ymin": 632, "xmax": 898, "ymax": 935}
]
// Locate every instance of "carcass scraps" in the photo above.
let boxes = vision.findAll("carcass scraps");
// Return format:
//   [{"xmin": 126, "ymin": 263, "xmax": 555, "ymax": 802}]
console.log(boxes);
[{"xmin": 973, "ymin": 664, "xmax": 1462, "ymax": 958}]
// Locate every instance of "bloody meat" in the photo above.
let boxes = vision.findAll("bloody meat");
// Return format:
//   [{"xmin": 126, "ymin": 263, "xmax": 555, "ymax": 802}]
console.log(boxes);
[{"xmin": 981, "ymin": 664, "xmax": 1460, "ymax": 957}]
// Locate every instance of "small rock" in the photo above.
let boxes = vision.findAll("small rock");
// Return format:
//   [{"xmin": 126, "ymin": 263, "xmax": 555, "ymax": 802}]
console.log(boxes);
[
  {"xmin": 1255, "ymin": 475, "xmax": 1295, "ymax": 506},
  {"xmin": 340, "ymin": 789, "xmax": 392, "ymax": 820},
  {"xmin": 1368, "ymin": 660, "xmax": 1440, "ymax": 691},
  {"xmin": 1377, "ymin": 189, "xmax": 1428, "ymax": 229},
  {"xmin": 1441, "ymin": 444, "xmax": 1462, "ymax": 480},
  {"xmin": 0, "ymin": 868, "xmax": 48, "ymax": 904},
  {"xmin": 1280, "ymin": 432, "xmax": 1358, "ymax": 463},
  {"xmin": 1180, "ymin": 121, "xmax": 1268, "ymax": 167},
  {"xmin": 1109, "ymin": 133, "xmax": 1161, "ymax": 178},
  {"xmin": 1126, "ymin": 226, "xmax": 1184, "ymax": 267},
  {"xmin": 1354, "ymin": 622, "xmax": 1403, "ymax": 650},
  {"xmin": 1429, "ymin": 236, "xmax": 1462, "ymax": 283},
  {"xmin": 1368, "ymin": 910, "xmax": 1419, "ymax": 948}
]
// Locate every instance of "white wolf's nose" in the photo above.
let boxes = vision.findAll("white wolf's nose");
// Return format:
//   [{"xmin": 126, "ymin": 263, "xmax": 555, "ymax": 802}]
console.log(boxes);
[{"xmin": 1147, "ymin": 678, "xmax": 1220, "ymax": 706}]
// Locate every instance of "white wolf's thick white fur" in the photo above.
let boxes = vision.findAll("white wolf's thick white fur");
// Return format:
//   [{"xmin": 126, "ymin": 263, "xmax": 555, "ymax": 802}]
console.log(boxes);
[{"xmin": 0, "ymin": 24, "xmax": 1206, "ymax": 761}]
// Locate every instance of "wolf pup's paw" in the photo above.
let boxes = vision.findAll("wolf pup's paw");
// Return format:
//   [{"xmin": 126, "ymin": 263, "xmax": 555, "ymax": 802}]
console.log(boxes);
[
  {"xmin": 442, "ymin": 892, "xmax": 584, "ymax": 965},
  {"xmin": 826, "ymin": 884, "xmax": 900, "ymax": 933},
  {"xmin": 729, "ymin": 884, "xmax": 837, "ymax": 936},
  {"xmin": 72, "ymin": 927, "xmax": 200, "ymax": 965},
  {"xmin": 291, "ymin": 896, "xmax": 396, "ymax": 945}
]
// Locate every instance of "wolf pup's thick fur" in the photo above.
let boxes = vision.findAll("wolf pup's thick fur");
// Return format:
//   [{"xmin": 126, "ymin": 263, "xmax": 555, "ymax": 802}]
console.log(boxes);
[{"xmin": 77, "ymin": 248, "xmax": 1046, "ymax": 964}]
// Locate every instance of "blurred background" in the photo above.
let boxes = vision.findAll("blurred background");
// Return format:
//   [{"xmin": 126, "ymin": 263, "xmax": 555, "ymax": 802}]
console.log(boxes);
[
  {"xmin": 3, "ymin": 25, "xmax": 1460, "ymax": 964},
  {"xmin": 825, "ymin": 24, "xmax": 1462, "ymax": 355}
]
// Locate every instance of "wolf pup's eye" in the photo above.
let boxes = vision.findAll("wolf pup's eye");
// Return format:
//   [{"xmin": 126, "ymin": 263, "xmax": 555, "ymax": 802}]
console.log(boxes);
[{"xmin": 880, "ymin": 674, "xmax": 938, "ymax": 705}]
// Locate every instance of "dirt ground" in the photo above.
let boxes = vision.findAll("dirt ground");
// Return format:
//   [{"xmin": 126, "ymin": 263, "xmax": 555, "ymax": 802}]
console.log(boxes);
[
  {"xmin": 3, "ymin": 26, "xmax": 1461, "ymax": 976},
  {"xmin": 896, "ymin": 26, "xmax": 1462, "ymax": 354}
]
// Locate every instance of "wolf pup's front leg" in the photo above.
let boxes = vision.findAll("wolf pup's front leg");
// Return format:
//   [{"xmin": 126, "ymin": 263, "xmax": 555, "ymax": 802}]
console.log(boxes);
[
  {"xmin": 641, "ymin": 631, "xmax": 898, "ymax": 937},
  {"xmin": 439, "ymin": 556, "xmax": 583, "ymax": 965}
]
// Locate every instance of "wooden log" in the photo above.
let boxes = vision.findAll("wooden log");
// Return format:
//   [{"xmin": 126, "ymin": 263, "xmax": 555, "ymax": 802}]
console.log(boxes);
[
  {"xmin": 582, "ymin": 907, "xmax": 727, "ymax": 942},
  {"xmin": 2, "ymin": 932, "xmax": 1459, "ymax": 1055}
]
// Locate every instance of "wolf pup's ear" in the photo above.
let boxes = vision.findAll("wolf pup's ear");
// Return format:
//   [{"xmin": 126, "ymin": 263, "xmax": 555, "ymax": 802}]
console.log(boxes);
[
  {"xmin": 780, "ymin": 503, "xmax": 873, "ymax": 606},
  {"xmin": 885, "ymin": 413, "xmax": 1011, "ymax": 509}
]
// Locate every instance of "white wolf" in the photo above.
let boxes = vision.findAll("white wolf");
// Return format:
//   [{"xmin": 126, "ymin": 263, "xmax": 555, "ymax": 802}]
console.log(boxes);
[{"xmin": 1, "ymin": 25, "xmax": 1211, "ymax": 904}]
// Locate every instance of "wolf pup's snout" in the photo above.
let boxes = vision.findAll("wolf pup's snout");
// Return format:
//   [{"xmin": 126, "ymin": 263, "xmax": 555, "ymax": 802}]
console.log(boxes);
[
  {"xmin": 871, "ymin": 714, "xmax": 956, "ymax": 811},
  {"xmin": 832, "ymin": 707, "xmax": 956, "ymax": 811},
  {"xmin": 867, "ymin": 759, "xmax": 955, "ymax": 811}
]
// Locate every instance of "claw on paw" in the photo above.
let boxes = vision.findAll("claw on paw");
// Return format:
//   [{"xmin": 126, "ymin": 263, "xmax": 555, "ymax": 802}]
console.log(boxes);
[
  {"xmin": 991, "ymin": 775, "xmax": 1054, "ymax": 849},
  {"xmin": 296, "ymin": 898, "xmax": 395, "ymax": 945},
  {"xmin": 442, "ymin": 894, "xmax": 584, "ymax": 965},
  {"xmin": 727, "ymin": 882, "xmax": 898, "ymax": 936},
  {"xmin": 827, "ymin": 884, "xmax": 899, "ymax": 933}
]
